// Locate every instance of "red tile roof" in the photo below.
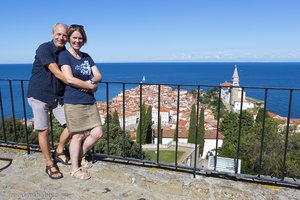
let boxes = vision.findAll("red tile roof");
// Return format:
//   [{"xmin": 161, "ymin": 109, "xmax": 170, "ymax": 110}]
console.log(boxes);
[
  {"xmin": 220, "ymin": 81, "xmax": 232, "ymax": 87},
  {"xmin": 205, "ymin": 129, "xmax": 224, "ymax": 139}
]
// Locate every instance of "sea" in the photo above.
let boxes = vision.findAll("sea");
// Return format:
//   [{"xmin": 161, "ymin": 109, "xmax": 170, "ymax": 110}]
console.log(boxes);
[{"xmin": 0, "ymin": 62, "xmax": 300, "ymax": 119}]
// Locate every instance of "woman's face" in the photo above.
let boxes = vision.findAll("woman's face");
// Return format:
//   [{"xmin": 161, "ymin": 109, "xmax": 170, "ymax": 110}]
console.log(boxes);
[{"xmin": 69, "ymin": 30, "xmax": 84, "ymax": 50}]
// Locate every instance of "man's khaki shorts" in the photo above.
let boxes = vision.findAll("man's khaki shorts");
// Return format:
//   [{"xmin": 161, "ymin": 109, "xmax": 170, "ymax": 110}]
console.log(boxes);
[{"xmin": 28, "ymin": 97, "xmax": 66, "ymax": 131}]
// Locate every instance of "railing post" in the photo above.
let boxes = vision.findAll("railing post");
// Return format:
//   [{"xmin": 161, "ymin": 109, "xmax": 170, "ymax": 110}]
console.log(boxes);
[
  {"xmin": 156, "ymin": 84, "xmax": 161, "ymax": 163},
  {"xmin": 193, "ymin": 85, "xmax": 200, "ymax": 177},
  {"xmin": 21, "ymin": 80, "xmax": 30, "ymax": 154},
  {"xmin": 0, "ymin": 89, "xmax": 7, "ymax": 142},
  {"xmin": 214, "ymin": 86, "xmax": 222, "ymax": 171},
  {"xmin": 281, "ymin": 89, "xmax": 293, "ymax": 180},
  {"xmin": 122, "ymin": 83, "xmax": 126, "ymax": 158},
  {"xmin": 175, "ymin": 85, "xmax": 180, "ymax": 169},
  {"xmin": 258, "ymin": 88, "xmax": 268, "ymax": 177},
  {"xmin": 139, "ymin": 83, "xmax": 143, "ymax": 158},
  {"xmin": 106, "ymin": 83, "xmax": 110, "ymax": 155},
  {"xmin": 9, "ymin": 80, "xmax": 17, "ymax": 142},
  {"xmin": 235, "ymin": 87, "xmax": 244, "ymax": 174}
]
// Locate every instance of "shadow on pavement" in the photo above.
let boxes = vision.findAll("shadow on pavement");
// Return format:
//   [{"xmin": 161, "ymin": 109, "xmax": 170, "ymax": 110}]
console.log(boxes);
[{"xmin": 0, "ymin": 157, "xmax": 13, "ymax": 172}]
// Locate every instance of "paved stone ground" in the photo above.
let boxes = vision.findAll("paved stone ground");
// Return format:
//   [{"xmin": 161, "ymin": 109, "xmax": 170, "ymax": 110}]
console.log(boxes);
[{"xmin": 0, "ymin": 148, "xmax": 299, "ymax": 200}]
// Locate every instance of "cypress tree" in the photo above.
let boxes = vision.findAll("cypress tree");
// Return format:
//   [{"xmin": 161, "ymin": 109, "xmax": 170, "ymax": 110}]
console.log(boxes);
[
  {"xmin": 146, "ymin": 106, "xmax": 153, "ymax": 143},
  {"xmin": 173, "ymin": 124, "xmax": 178, "ymax": 142},
  {"xmin": 188, "ymin": 104, "xmax": 196, "ymax": 143},
  {"xmin": 198, "ymin": 107, "xmax": 205, "ymax": 155},
  {"xmin": 158, "ymin": 115, "xmax": 163, "ymax": 144},
  {"xmin": 136, "ymin": 103, "xmax": 147, "ymax": 144},
  {"xmin": 105, "ymin": 113, "xmax": 113, "ymax": 125},
  {"xmin": 112, "ymin": 110, "xmax": 121, "ymax": 127}
]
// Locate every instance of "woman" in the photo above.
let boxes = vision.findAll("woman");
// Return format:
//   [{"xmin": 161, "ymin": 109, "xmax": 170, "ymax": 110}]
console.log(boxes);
[{"xmin": 59, "ymin": 24, "xmax": 103, "ymax": 180}]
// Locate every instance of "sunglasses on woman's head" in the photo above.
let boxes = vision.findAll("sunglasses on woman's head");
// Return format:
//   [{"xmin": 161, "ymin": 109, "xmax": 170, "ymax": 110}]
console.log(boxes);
[{"xmin": 70, "ymin": 24, "xmax": 84, "ymax": 29}]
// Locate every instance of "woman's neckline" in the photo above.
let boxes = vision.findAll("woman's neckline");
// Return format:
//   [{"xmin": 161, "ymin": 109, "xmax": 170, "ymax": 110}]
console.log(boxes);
[{"xmin": 68, "ymin": 49, "xmax": 82, "ymax": 60}]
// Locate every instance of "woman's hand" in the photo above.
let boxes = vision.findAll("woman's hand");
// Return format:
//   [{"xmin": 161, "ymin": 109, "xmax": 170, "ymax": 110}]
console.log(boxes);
[{"xmin": 81, "ymin": 80, "xmax": 98, "ymax": 93}]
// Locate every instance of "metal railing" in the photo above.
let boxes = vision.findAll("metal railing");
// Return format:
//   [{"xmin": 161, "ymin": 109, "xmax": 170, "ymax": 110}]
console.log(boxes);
[{"xmin": 0, "ymin": 79, "xmax": 299, "ymax": 189}]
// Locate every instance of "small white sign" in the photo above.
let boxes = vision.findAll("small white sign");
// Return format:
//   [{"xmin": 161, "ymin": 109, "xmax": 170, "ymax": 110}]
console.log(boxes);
[{"xmin": 208, "ymin": 156, "xmax": 241, "ymax": 174}]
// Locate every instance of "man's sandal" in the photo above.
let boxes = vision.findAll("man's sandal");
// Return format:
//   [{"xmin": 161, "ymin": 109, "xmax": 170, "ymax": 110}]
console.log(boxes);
[
  {"xmin": 70, "ymin": 168, "xmax": 91, "ymax": 180},
  {"xmin": 45, "ymin": 164, "xmax": 63, "ymax": 179},
  {"xmin": 52, "ymin": 149, "xmax": 71, "ymax": 165},
  {"xmin": 81, "ymin": 156, "xmax": 93, "ymax": 169}
]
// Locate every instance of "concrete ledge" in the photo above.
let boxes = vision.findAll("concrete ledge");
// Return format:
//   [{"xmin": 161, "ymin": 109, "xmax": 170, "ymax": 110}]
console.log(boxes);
[{"xmin": 0, "ymin": 148, "xmax": 299, "ymax": 200}]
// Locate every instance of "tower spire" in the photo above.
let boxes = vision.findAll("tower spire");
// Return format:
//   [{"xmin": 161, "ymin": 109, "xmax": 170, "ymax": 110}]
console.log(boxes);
[{"xmin": 232, "ymin": 65, "xmax": 239, "ymax": 86}]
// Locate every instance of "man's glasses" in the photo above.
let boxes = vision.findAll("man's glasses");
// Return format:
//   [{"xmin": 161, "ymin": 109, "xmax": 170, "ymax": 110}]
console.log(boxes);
[{"xmin": 69, "ymin": 24, "xmax": 84, "ymax": 29}]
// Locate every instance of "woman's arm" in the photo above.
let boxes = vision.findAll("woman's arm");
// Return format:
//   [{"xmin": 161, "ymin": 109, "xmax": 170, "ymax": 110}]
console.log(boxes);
[
  {"xmin": 61, "ymin": 64, "xmax": 97, "ymax": 91},
  {"xmin": 89, "ymin": 65, "xmax": 102, "ymax": 84}
]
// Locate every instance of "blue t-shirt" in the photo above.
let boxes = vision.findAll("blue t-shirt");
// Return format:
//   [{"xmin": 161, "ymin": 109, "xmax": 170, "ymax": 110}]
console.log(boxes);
[
  {"xmin": 58, "ymin": 50, "xmax": 96, "ymax": 104},
  {"xmin": 27, "ymin": 41, "xmax": 66, "ymax": 104}
]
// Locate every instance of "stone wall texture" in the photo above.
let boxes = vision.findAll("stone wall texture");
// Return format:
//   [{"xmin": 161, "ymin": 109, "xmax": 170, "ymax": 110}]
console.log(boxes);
[{"xmin": 0, "ymin": 148, "xmax": 299, "ymax": 200}]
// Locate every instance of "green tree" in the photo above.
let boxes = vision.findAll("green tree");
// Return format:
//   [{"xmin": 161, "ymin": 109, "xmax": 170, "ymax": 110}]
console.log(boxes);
[
  {"xmin": 219, "ymin": 110, "xmax": 254, "ymax": 159},
  {"xmin": 112, "ymin": 110, "xmax": 121, "ymax": 127},
  {"xmin": 218, "ymin": 112, "xmax": 239, "ymax": 157},
  {"xmin": 50, "ymin": 117, "xmax": 65, "ymax": 143},
  {"xmin": 240, "ymin": 118, "xmax": 284, "ymax": 176},
  {"xmin": 173, "ymin": 126, "xmax": 178, "ymax": 142},
  {"xmin": 94, "ymin": 122, "xmax": 149, "ymax": 159},
  {"xmin": 0, "ymin": 117, "xmax": 37, "ymax": 144},
  {"xmin": 255, "ymin": 107, "xmax": 270, "ymax": 124},
  {"xmin": 188, "ymin": 104, "xmax": 196, "ymax": 144},
  {"xmin": 286, "ymin": 131, "xmax": 300, "ymax": 179},
  {"xmin": 240, "ymin": 110, "xmax": 254, "ymax": 131},
  {"xmin": 158, "ymin": 115, "xmax": 163, "ymax": 144},
  {"xmin": 105, "ymin": 112, "xmax": 113, "ymax": 125},
  {"xmin": 145, "ymin": 106, "xmax": 153, "ymax": 143},
  {"xmin": 198, "ymin": 108, "xmax": 205, "ymax": 155},
  {"xmin": 218, "ymin": 109, "xmax": 299, "ymax": 178},
  {"xmin": 136, "ymin": 103, "xmax": 147, "ymax": 144}
]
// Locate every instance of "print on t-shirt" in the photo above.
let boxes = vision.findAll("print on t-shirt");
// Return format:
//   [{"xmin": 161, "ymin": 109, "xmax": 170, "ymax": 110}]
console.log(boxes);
[{"xmin": 75, "ymin": 60, "xmax": 91, "ymax": 75}]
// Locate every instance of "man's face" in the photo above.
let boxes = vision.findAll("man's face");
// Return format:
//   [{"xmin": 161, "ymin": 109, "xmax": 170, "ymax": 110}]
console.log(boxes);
[{"xmin": 52, "ymin": 24, "xmax": 68, "ymax": 48}]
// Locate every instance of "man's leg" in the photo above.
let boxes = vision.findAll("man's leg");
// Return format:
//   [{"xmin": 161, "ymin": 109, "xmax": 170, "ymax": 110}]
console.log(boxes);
[
  {"xmin": 38, "ymin": 129, "xmax": 63, "ymax": 179},
  {"xmin": 38, "ymin": 129, "xmax": 52, "ymax": 166},
  {"xmin": 28, "ymin": 97, "xmax": 63, "ymax": 179},
  {"xmin": 55, "ymin": 127, "xmax": 70, "ymax": 162}
]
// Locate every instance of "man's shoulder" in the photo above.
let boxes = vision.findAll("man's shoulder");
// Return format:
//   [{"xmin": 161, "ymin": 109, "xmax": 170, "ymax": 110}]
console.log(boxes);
[
  {"xmin": 37, "ymin": 41, "xmax": 54, "ymax": 52},
  {"xmin": 59, "ymin": 49, "xmax": 68, "ymax": 55}
]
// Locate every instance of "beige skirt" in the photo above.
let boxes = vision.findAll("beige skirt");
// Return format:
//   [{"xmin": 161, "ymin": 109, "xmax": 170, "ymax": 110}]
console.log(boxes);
[{"xmin": 64, "ymin": 103, "xmax": 101, "ymax": 133}]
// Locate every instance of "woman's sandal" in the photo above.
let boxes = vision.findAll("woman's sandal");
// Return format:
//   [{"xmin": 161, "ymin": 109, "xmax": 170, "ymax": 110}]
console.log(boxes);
[
  {"xmin": 45, "ymin": 163, "xmax": 63, "ymax": 179},
  {"xmin": 81, "ymin": 156, "xmax": 93, "ymax": 169},
  {"xmin": 52, "ymin": 149, "xmax": 71, "ymax": 165},
  {"xmin": 70, "ymin": 168, "xmax": 91, "ymax": 180}
]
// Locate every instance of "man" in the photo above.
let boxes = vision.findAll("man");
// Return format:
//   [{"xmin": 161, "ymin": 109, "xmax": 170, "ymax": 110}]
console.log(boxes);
[{"xmin": 27, "ymin": 23, "xmax": 70, "ymax": 179}]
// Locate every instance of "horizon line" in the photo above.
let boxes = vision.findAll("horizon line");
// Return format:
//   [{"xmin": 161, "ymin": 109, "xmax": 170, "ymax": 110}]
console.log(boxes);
[{"xmin": 1, "ymin": 60, "xmax": 300, "ymax": 65}]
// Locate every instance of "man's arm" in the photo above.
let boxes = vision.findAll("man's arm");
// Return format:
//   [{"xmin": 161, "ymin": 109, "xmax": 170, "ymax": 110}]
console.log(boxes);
[{"xmin": 48, "ymin": 63, "xmax": 68, "ymax": 84}]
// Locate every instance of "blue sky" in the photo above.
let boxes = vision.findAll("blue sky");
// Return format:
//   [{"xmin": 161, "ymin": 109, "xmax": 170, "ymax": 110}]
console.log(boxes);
[{"xmin": 1, "ymin": 0, "xmax": 300, "ymax": 63}]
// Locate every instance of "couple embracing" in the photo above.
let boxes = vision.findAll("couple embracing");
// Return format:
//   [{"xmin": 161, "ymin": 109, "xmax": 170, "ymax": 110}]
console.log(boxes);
[{"xmin": 27, "ymin": 23, "xmax": 103, "ymax": 180}]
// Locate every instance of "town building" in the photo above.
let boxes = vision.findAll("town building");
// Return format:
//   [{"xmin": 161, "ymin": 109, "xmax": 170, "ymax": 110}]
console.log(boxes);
[
  {"xmin": 97, "ymin": 84, "xmax": 223, "ymax": 159},
  {"xmin": 220, "ymin": 65, "xmax": 254, "ymax": 112}
]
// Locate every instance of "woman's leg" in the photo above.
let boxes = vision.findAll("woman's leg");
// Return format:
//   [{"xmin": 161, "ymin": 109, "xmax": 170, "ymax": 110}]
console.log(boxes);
[
  {"xmin": 82, "ymin": 125, "xmax": 103, "ymax": 155},
  {"xmin": 69, "ymin": 132, "xmax": 85, "ymax": 171}
]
